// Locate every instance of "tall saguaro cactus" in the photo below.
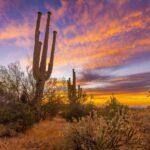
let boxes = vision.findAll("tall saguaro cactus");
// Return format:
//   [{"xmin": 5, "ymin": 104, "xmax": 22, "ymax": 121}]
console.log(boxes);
[
  {"xmin": 33, "ymin": 11, "xmax": 57, "ymax": 104},
  {"xmin": 67, "ymin": 69, "xmax": 85, "ymax": 104}
]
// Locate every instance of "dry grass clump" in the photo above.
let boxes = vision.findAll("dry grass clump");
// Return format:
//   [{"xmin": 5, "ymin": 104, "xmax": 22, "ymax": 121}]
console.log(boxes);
[{"xmin": 131, "ymin": 108, "xmax": 150, "ymax": 150}]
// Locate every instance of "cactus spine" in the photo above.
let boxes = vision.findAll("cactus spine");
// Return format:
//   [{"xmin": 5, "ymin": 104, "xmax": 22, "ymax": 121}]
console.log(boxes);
[
  {"xmin": 33, "ymin": 12, "xmax": 57, "ymax": 104},
  {"xmin": 67, "ymin": 69, "xmax": 85, "ymax": 104}
]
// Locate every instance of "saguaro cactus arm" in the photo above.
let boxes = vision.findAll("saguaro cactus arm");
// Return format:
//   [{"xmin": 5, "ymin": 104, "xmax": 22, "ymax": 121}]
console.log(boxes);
[
  {"xmin": 67, "ymin": 78, "xmax": 71, "ymax": 87},
  {"xmin": 33, "ymin": 12, "xmax": 42, "ymax": 80},
  {"xmin": 40, "ymin": 12, "xmax": 51, "ymax": 74},
  {"xmin": 67, "ymin": 77, "xmax": 71, "ymax": 99},
  {"xmin": 78, "ymin": 85, "xmax": 83, "ymax": 98},
  {"xmin": 46, "ymin": 31, "xmax": 57, "ymax": 80},
  {"xmin": 72, "ymin": 69, "xmax": 76, "ymax": 94}
]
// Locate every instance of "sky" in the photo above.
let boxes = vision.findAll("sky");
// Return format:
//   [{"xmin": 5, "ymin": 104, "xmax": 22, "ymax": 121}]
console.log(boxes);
[{"xmin": 0, "ymin": 0, "xmax": 150, "ymax": 106}]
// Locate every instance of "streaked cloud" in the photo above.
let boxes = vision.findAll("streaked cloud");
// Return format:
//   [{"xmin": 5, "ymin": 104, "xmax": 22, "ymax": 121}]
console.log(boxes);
[
  {"xmin": 80, "ymin": 71, "xmax": 150, "ymax": 94},
  {"xmin": 0, "ymin": 0, "xmax": 150, "ymax": 105}
]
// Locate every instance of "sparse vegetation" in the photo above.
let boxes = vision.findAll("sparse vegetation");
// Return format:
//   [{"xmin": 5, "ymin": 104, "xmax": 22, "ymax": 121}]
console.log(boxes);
[
  {"xmin": 63, "ymin": 114, "xmax": 141, "ymax": 150},
  {"xmin": 0, "ymin": 103, "xmax": 149, "ymax": 150},
  {"xmin": 63, "ymin": 98, "xmax": 142, "ymax": 150}
]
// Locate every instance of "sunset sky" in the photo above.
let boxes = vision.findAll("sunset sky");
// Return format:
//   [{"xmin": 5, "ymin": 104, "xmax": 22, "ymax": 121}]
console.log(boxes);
[{"xmin": 0, "ymin": 0, "xmax": 150, "ymax": 106}]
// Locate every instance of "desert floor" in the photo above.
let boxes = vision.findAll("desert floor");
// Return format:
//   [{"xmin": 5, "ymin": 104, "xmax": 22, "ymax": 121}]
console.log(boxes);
[{"xmin": 0, "ymin": 109, "xmax": 149, "ymax": 150}]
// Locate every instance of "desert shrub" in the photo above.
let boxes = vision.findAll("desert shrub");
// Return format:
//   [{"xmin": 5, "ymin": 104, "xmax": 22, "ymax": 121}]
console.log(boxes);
[
  {"xmin": 63, "ymin": 111, "xmax": 142, "ymax": 150},
  {"xmin": 41, "ymin": 79, "xmax": 66, "ymax": 119},
  {"xmin": 41, "ymin": 99, "xmax": 63, "ymax": 119},
  {"xmin": 84, "ymin": 101, "xmax": 96, "ymax": 116},
  {"xmin": 62, "ymin": 101, "xmax": 96, "ymax": 122},
  {"xmin": 0, "ymin": 102, "xmax": 36, "ymax": 137},
  {"xmin": 63, "ymin": 103, "xmax": 85, "ymax": 122},
  {"xmin": 63, "ymin": 92, "xmax": 90, "ymax": 122},
  {"xmin": 98, "ymin": 96, "xmax": 129, "ymax": 120},
  {"xmin": 62, "ymin": 103, "xmax": 96, "ymax": 122}
]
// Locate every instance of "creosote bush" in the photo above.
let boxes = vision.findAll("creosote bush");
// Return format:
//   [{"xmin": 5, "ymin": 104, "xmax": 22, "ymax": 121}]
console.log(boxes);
[
  {"xmin": 63, "ymin": 103, "xmax": 85, "ymax": 122},
  {"xmin": 84, "ymin": 101, "xmax": 96, "ymax": 116},
  {"xmin": 0, "ymin": 102, "xmax": 36, "ymax": 137},
  {"xmin": 41, "ymin": 99, "xmax": 63, "ymax": 119},
  {"xmin": 62, "ymin": 100, "xmax": 96, "ymax": 122},
  {"xmin": 62, "ymin": 101, "xmax": 96, "ymax": 122}
]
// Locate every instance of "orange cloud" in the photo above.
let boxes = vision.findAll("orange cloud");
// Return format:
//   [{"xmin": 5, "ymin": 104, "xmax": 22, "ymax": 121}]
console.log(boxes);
[
  {"xmin": 0, "ymin": 22, "xmax": 33, "ymax": 40},
  {"xmin": 50, "ymin": 1, "xmax": 149, "ymax": 71},
  {"xmin": 1, "ymin": 0, "xmax": 149, "ymax": 80}
]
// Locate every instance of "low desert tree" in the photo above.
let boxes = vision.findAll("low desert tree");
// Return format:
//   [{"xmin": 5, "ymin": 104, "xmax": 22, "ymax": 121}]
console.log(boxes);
[
  {"xmin": 0, "ymin": 61, "xmax": 65, "ymax": 132},
  {"xmin": 0, "ymin": 62, "xmax": 23, "ymax": 101},
  {"xmin": 0, "ymin": 63, "xmax": 38, "ymax": 136},
  {"xmin": 0, "ymin": 62, "xmax": 35, "ymax": 103}
]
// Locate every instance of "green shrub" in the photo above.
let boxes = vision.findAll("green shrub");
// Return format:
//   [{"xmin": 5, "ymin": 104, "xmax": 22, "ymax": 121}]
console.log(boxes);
[
  {"xmin": 0, "ymin": 102, "xmax": 36, "ymax": 137},
  {"xmin": 62, "ymin": 103, "xmax": 85, "ymax": 122},
  {"xmin": 84, "ymin": 101, "xmax": 96, "ymax": 116},
  {"xmin": 41, "ymin": 99, "xmax": 63, "ymax": 119},
  {"xmin": 62, "ymin": 102, "xmax": 96, "ymax": 122}
]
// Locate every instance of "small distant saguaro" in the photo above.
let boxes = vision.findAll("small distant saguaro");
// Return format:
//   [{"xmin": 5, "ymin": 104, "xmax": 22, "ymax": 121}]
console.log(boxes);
[
  {"xmin": 67, "ymin": 69, "xmax": 85, "ymax": 104},
  {"xmin": 33, "ymin": 11, "xmax": 57, "ymax": 104}
]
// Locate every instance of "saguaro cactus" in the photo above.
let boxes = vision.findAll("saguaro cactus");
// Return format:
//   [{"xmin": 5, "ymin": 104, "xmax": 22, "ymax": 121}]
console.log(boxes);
[
  {"xmin": 33, "ymin": 11, "xmax": 57, "ymax": 104},
  {"xmin": 67, "ymin": 69, "xmax": 85, "ymax": 104}
]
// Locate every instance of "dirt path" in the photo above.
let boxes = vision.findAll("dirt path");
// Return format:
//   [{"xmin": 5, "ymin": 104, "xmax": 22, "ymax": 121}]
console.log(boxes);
[{"xmin": 0, "ymin": 117, "xmax": 67, "ymax": 150}]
